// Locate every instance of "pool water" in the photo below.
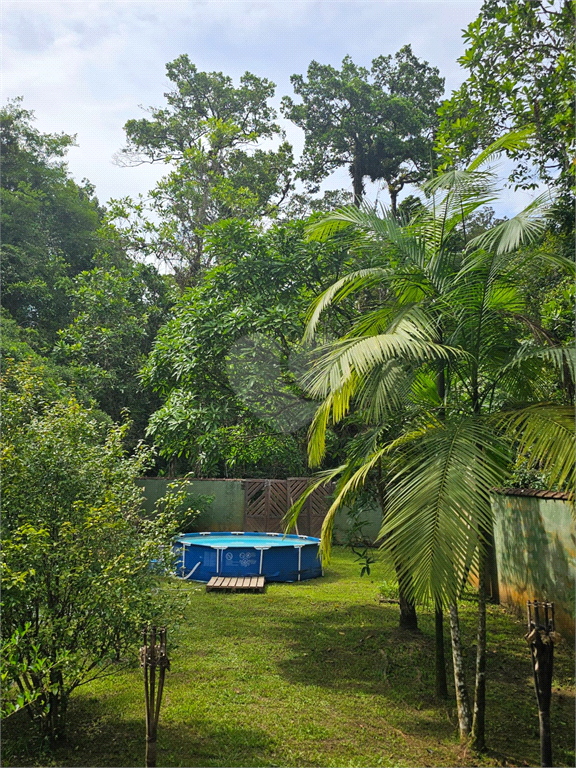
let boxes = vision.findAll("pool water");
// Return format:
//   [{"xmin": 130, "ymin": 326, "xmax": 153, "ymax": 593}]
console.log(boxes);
[{"xmin": 175, "ymin": 532, "xmax": 317, "ymax": 548}]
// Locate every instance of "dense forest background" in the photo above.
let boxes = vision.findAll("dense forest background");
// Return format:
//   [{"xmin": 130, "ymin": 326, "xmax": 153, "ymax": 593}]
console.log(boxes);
[{"xmin": 2, "ymin": 0, "xmax": 574, "ymax": 480}]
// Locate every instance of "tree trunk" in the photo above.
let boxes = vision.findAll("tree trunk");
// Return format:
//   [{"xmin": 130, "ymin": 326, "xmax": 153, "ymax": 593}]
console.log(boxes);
[
  {"xmin": 352, "ymin": 161, "xmax": 364, "ymax": 207},
  {"xmin": 471, "ymin": 551, "xmax": 487, "ymax": 751},
  {"xmin": 41, "ymin": 672, "xmax": 68, "ymax": 746},
  {"xmin": 146, "ymin": 735, "xmax": 157, "ymax": 768},
  {"xmin": 399, "ymin": 588, "xmax": 418, "ymax": 630},
  {"xmin": 449, "ymin": 602, "xmax": 472, "ymax": 742},
  {"xmin": 435, "ymin": 603, "xmax": 448, "ymax": 699},
  {"xmin": 395, "ymin": 562, "xmax": 418, "ymax": 631},
  {"xmin": 375, "ymin": 463, "xmax": 418, "ymax": 633},
  {"xmin": 389, "ymin": 186, "xmax": 398, "ymax": 218}
]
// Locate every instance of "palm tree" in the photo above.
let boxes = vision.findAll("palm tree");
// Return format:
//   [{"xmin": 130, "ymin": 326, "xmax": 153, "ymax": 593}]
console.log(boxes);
[{"xmin": 287, "ymin": 134, "xmax": 575, "ymax": 747}]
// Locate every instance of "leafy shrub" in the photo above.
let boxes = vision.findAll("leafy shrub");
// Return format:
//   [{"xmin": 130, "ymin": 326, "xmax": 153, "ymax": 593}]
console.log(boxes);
[{"xmin": 1, "ymin": 360, "xmax": 189, "ymax": 743}]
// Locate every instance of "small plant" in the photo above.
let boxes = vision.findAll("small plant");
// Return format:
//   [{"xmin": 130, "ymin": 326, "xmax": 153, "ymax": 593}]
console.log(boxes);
[
  {"xmin": 342, "ymin": 495, "xmax": 379, "ymax": 576},
  {"xmin": 155, "ymin": 480, "xmax": 214, "ymax": 533}
]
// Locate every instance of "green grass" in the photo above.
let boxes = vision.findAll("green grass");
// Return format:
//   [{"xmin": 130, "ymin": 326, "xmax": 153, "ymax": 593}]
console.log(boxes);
[{"xmin": 4, "ymin": 547, "xmax": 574, "ymax": 767}]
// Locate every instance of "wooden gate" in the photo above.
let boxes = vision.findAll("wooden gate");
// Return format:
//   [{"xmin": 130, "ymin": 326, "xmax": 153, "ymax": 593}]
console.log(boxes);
[{"xmin": 243, "ymin": 478, "xmax": 334, "ymax": 536}]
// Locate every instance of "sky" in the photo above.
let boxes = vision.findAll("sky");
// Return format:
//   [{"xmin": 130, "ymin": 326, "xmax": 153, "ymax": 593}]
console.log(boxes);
[{"xmin": 3, "ymin": 0, "xmax": 532, "ymax": 215}]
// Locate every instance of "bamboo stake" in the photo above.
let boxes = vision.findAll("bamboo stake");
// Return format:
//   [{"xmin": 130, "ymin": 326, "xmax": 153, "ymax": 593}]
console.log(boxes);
[{"xmin": 526, "ymin": 601, "xmax": 556, "ymax": 767}]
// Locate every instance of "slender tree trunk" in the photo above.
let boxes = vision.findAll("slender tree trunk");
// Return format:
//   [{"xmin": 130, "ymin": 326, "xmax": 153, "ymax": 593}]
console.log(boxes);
[
  {"xmin": 43, "ymin": 672, "xmax": 67, "ymax": 746},
  {"xmin": 471, "ymin": 550, "xmax": 487, "ymax": 750},
  {"xmin": 433, "ymin": 354, "xmax": 449, "ymax": 697},
  {"xmin": 375, "ymin": 462, "xmax": 418, "ymax": 633},
  {"xmin": 146, "ymin": 736, "xmax": 157, "ymax": 768},
  {"xmin": 389, "ymin": 186, "xmax": 398, "ymax": 218},
  {"xmin": 449, "ymin": 602, "xmax": 472, "ymax": 742},
  {"xmin": 435, "ymin": 602, "xmax": 448, "ymax": 698},
  {"xmin": 396, "ymin": 562, "xmax": 418, "ymax": 631}
]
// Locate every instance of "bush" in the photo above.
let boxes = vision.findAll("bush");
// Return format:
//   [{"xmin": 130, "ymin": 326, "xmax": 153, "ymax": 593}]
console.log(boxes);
[{"xmin": 0, "ymin": 361, "xmax": 187, "ymax": 743}]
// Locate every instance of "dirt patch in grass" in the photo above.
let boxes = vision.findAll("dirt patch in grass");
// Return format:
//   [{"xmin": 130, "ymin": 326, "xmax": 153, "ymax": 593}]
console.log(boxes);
[{"xmin": 3, "ymin": 548, "xmax": 574, "ymax": 767}]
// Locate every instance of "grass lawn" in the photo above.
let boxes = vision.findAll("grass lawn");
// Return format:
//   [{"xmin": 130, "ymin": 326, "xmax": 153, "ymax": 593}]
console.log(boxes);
[{"xmin": 3, "ymin": 547, "xmax": 574, "ymax": 767}]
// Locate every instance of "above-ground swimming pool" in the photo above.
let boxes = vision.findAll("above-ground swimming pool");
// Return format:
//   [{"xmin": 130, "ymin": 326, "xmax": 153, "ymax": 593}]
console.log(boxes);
[{"xmin": 174, "ymin": 531, "xmax": 323, "ymax": 582}]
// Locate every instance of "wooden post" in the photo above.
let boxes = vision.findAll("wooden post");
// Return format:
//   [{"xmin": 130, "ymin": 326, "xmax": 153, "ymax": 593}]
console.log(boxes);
[
  {"xmin": 141, "ymin": 626, "xmax": 170, "ymax": 768},
  {"xmin": 526, "ymin": 601, "xmax": 556, "ymax": 767}
]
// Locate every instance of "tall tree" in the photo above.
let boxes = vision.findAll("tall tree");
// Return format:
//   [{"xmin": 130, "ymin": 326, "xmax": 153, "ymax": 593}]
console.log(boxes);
[
  {"xmin": 113, "ymin": 56, "xmax": 295, "ymax": 282},
  {"xmin": 281, "ymin": 46, "xmax": 444, "ymax": 211},
  {"xmin": 52, "ymin": 259, "xmax": 172, "ymax": 442},
  {"xmin": 141, "ymin": 218, "xmax": 353, "ymax": 477},
  {"xmin": 436, "ymin": 0, "xmax": 575, "ymax": 198},
  {"xmin": 1, "ymin": 99, "xmax": 105, "ymax": 349}
]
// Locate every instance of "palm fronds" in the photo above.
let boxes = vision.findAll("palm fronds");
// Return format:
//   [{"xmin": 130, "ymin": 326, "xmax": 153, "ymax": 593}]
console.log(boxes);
[
  {"xmin": 466, "ymin": 128, "xmax": 534, "ymax": 171},
  {"xmin": 282, "ymin": 465, "xmax": 345, "ymax": 538},
  {"xmin": 501, "ymin": 343, "xmax": 575, "ymax": 383},
  {"xmin": 380, "ymin": 418, "xmax": 510, "ymax": 605},
  {"xmin": 296, "ymin": 132, "xmax": 571, "ymax": 611},
  {"xmin": 497, "ymin": 404, "xmax": 575, "ymax": 494},
  {"xmin": 304, "ymin": 267, "xmax": 390, "ymax": 342},
  {"xmin": 467, "ymin": 193, "xmax": 552, "ymax": 255}
]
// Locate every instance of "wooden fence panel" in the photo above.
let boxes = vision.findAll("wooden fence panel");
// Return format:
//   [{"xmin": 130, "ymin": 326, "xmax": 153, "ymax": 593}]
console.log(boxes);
[
  {"xmin": 267, "ymin": 480, "xmax": 288, "ymax": 533},
  {"xmin": 309, "ymin": 483, "xmax": 334, "ymax": 538},
  {"xmin": 287, "ymin": 477, "xmax": 311, "ymax": 535},
  {"xmin": 244, "ymin": 478, "xmax": 334, "ymax": 536},
  {"xmin": 244, "ymin": 480, "xmax": 268, "ymax": 532}
]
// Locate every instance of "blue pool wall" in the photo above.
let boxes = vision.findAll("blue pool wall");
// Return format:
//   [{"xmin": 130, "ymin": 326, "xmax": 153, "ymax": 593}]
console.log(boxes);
[{"xmin": 174, "ymin": 532, "xmax": 323, "ymax": 582}]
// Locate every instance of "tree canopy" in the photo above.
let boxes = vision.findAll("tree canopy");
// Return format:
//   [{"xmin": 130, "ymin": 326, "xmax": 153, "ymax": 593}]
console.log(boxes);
[
  {"xmin": 114, "ymin": 56, "xmax": 295, "ymax": 281},
  {"xmin": 1, "ymin": 99, "xmax": 105, "ymax": 349},
  {"xmin": 436, "ymin": 0, "xmax": 575, "ymax": 198},
  {"xmin": 142, "ymin": 218, "xmax": 353, "ymax": 476},
  {"xmin": 282, "ymin": 46, "xmax": 445, "ymax": 211}
]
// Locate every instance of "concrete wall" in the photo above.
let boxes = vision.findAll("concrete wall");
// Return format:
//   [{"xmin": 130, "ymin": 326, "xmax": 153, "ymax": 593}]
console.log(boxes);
[
  {"xmin": 491, "ymin": 490, "xmax": 575, "ymax": 641},
  {"xmin": 137, "ymin": 477, "xmax": 384, "ymax": 541},
  {"xmin": 136, "ymin": 478, "xmax": 245, "ymax": 531},
  {"xmin": 332, "ymin": 504, "xmax": 383, "ymax": 545}
]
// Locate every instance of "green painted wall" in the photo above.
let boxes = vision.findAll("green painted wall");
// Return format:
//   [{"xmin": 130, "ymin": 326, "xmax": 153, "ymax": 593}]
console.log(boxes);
[
  {"xmin": 137, "ymin": 478, "xmax": 384, "ymax": 542},
  {"xmin": 491, "ymin": 492, "xmax": 575, "ymax": 641},
  {"xmin": 332, "ymin": 504, "xmax": 383, "ymax": 545},
  {"xmin": 136, "ymin": 478, "xmax": 245, "ymax": 531}
]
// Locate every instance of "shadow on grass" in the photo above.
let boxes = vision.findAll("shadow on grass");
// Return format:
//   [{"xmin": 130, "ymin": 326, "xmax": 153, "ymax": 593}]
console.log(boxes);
[
  {"xmin": 273, "ymin": 603, "xmax": 440, "ymax": 700},
  {"xmin": 2, "ymin": 699, "xmax": 275, "ymax": 768},
  {"xmin": 270, "ymin": 602, "xmax": 575, "ymax": 766}
]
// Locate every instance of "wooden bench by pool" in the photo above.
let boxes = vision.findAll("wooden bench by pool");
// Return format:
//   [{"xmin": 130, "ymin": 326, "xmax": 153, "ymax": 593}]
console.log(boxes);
[{"xmin": 206, "ymin": 576, "xmax": 266, "ymax": 593}]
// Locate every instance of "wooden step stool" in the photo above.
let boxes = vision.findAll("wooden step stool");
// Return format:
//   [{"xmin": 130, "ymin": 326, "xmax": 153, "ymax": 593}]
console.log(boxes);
[{"xmin": 206, "ymin": 576, "xmax": 266, "ymax": 593}]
